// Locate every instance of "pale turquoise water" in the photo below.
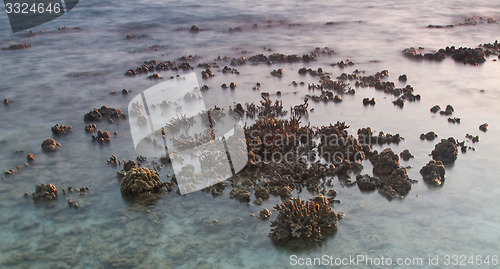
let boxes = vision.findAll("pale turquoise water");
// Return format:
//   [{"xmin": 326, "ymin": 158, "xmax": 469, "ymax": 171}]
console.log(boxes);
[{"xmin": 1, "ymin": 0, "xmax": 500, "ymax": 268}]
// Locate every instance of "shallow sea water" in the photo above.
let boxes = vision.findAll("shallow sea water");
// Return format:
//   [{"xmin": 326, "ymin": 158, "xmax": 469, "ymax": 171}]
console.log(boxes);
[{"xmin": 1, "ymin": 0, "xmax": 500, "ymax": 268}]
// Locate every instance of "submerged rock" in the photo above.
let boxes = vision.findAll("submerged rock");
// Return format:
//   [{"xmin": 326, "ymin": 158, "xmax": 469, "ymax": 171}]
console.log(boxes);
[
  {"xmin": 189, "ymin": 25, "xmax": 200, "ymax": 33},
  {"xmin": 269, "ymin": 196, "xmax": 338, "ymax": 248},
  {"xmin": 356, "ymin": 174, "xmax": 379, "ymax": 191},
  {"xmin": 383, "ymin": 167, "xmax": 412, "ymax": 197},
  {"xmin": 120, "ymin": 167, "xmax": 163, "ymax": 195},
  {"xmin": 371, "ymin": 148, "xmax": 400, "ymax": 176},
  {"xmin": 260, "ymin": 209, "xmax": 271, "ymax": 220},
  {"xmin": 400, "ymin": 149, "xmax": 414, "ymax": 161},
  {"xmin": 439, "ymin": 105, "xmax": 454, "ymax": 116},
  {"xmin": 479, "ymin": 123, "xmax": 488, "ymax": 132},
  {"xmin": 41, "ymin": 138, "xmax": 61, "ymax": 152},
  {"xmin": 420, "ymin": 160, "xmax": 446, "ymax": 186},
  {"xmin": 362, "ymin": 98, "xmax": 376, "ymax": 106},
  {"xmin": 431, "ymin": 137, "xmax": 458, "ymax": 163},
  {"xmin": 2, "ymin": 43, "xmax": 32, "ymax": 50},
  {"xmin": 92, "ymin": 130, "xmax": 111, "ymax": 142},
  {"xmin": 84, "ymin": 106, "xmax": 126, "ymax": 122},
  {"xmin": 420, "ymin": 131, "xmax": 438, "ymax": 141},
  {"xmin": 51, "ymin": 124, "xmax": 72, "ymax": 135},
  {"xmin": 32, "ymin": 184, "xmax": 57, "ymax": 201},
  {"xmin": 430, "ymin": 105, "xmax": 441, "ymax": 113}
]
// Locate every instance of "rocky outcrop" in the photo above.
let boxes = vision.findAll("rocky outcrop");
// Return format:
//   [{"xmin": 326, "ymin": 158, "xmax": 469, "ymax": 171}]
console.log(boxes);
[
  {"xmin": 92, "ymin": 130, "xmax": 111, "ymax": 142},
  {"xmin": 269, "ymin": 195, "xmax": 338, "ymax": 248},
  {"xmin": 479, "ymin": 123, "xmax": 488, "ymax": 132},
  {"xmin": 356, "ymin": 174, "xmax": 379, "ymax": 191},
  {"xmin": 32, "ymin": 184, "xmax": 58, "ymax": 201},
  {"xmin": 420, "ymin": 131, "xmax": 438, "ymax": 141},
  {"xmin": 382, "ymin": 167, "xmax": 412, "ymax": 197},
  {"xmin": 260, "ymin": 209, "xmax": 271, "ymax": 220},
  {"xmin": 51, "ymin": 124, "xmax": 72, "ymax": 135},
  {"xmin": 41, "ymin": 138, "xmax": 61, "ymax": 152},
  {"xmin": 84, "ymin": 106, "xmax": 126, "ymax": 122},
  {"xmin": 2, "ymin": 43, "xmax": 32, "ymax": 50},
  {"xmin": 420, "ymin": 160, "xmax": 446, "ymax": 186},
  {"xmin": 371, "ymin": 148, "xmax": 400, "ymax": 176},
  {"xmin": 400, "ymin": 149, "xmax": 414, "ymax": 161},
  {"xmin": 431, "ymin": 137, "xmax": 458, "ymax": 163}
]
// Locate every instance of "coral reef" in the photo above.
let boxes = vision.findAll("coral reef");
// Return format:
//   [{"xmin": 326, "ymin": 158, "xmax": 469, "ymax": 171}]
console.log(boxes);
[
  {"xmin": 120, "ymin": 167, "xmax": 163, "ymax": 195},
  {"xmin": 269, "ymin": 195, "xmax": 338, "ymax": 248},
  {"xmin": 32, "ymin": 184, "xmax": 58, "ymax": 201},
  {"xmin": 431, "ymin": 137, "xmax": 458, "ymax": 163},
  {"xmin": 420, "ymin": 160, "xmax": 446, "ymax": 186},
  {"xmin": 41, "ymin": 138, "xmax": 61, "ymax": 152}
]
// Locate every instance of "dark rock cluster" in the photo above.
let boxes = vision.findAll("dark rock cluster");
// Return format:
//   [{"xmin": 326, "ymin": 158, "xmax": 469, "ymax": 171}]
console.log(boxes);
[
  {"xmin": 439, "ymin": 105, "xmax": 454, "ymax": 116},
  {"xmin": 51, "ymin": 124, "xmax": 72, "ymax": 135},
  {"xmin": 431, "ymin": 137, "xmax": 458, "ymax": 163},
  {"xmin": 201, "ymin": 68, "xmax": 214, "ymax": 79},
  {"xmin": 357, "ymin": 127, "xmax": 404, "ymax": 145},
  {"xmin": 92, "ymin": 130, "xmax": 111, "ymax": 143},
  {"xmin": 363, "ymin": 98, "xmax": 376, "ymax": 106},
  {"xmin": 369, "ymin": 148, "xmax": 412, "ymax": 197},
  {"xmin": 479, "ymin": 123, "xmax": 488, "ymax": 132},
  {"xmin": 32, "ymin": 184, "xmax": 58, "ymax": 201},
  {"xmin": 271, "ymin": 69, "xmax": 284, "ymax": 77},
  {"xmin": 356, "ymin": 174, "xmax": 380, "ymax": 191},
  {"xmin": 2, "ymin": 43, "xmax": 32, "ymax": 50},
  {"xmin": 84, "ymin": 106, "xmax": 126, "ymax": 122},
  {"xmin": 403, "ymin": 41, "xmax": 499, "ymax": 65},
  {"xmin": 400, "ymin": 149, "xmax": 414, "ymax": 161},
  {"xmin": 420, "ymin": 131, "xmax": 438, "ymax": 141},
  {"xmin": 420, "ymin": 160, "xmax": 446, "ymax": 186}
]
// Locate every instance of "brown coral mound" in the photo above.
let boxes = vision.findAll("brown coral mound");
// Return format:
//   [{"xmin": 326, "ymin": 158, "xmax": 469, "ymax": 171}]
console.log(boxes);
[
  {"xmin": 51, "ymin": 124, "xmax": 72, "ymax": 135},
  {"xmin": 420, "ymin": 160, "xmax": 446, "ymax": 186},
  {"xmin": 371, "ymin": 148, "xmax": 400, "ymax": 176},
  {"xmin": 84, "ymin": 106, "xmax": 126, "ymax": 122},
  {"xmin": 431, "ymin": 137, "xmax": 458, "ymax": 163},
  {"xmin": 120, "ymin": 167, "xmax": 163, "ymax": 195},
  {"xmin": 270, "ymin": 195, "xmax": 338, "ymax": 248},
  {"xmin": 41, "ymin": 138, "xmax": 61, "ymax": 152},
  {"xmin": 32, "ymin": 184, "xmax": 58, "ymax": 201}
]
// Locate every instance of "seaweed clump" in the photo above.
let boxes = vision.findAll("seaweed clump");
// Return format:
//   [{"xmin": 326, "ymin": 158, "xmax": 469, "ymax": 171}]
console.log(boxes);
[{"xmin": 269, "ymin": 195, "xmax": 338, "ymax": 248}]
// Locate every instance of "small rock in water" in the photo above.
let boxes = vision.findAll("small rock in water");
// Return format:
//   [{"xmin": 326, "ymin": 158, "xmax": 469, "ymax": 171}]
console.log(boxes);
[
  {"xmin": 400, "ymin": 149, "xmax": 414, "ymax": 161},
  {"xmin": 259, "ymin": 209, "xmax": 271, "ymax": 220},
  {"xmin": 479, "ymin": 123, "xmax": 488, "ymax": 132},
  {"xmin": 190, "ymin": 25, "xmax": 200, "ymax": 33}
]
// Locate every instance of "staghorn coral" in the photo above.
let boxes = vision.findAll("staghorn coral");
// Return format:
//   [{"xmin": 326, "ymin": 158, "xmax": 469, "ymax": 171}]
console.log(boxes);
[{"xmin": 270, "ymin": 195, "xmax": 338, "ymax": 248}]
